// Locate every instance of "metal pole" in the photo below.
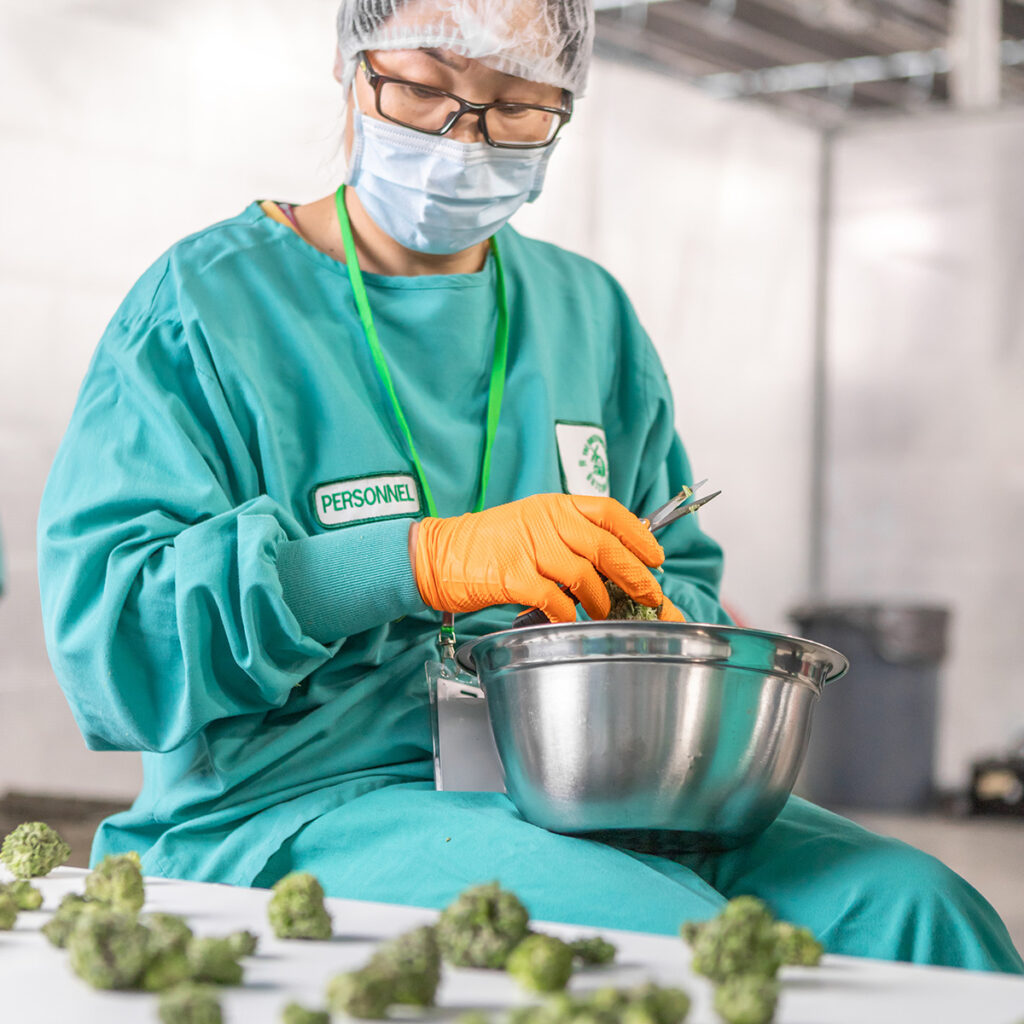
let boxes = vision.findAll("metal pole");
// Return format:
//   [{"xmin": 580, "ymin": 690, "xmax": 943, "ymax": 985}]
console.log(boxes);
[
  {"xmin": 808, "ymin": 130, "xmax": 835, "ymax": 600},
  {"xmin": 949, "ymin": 0, "xmax": 1002, "ymax": 109}
]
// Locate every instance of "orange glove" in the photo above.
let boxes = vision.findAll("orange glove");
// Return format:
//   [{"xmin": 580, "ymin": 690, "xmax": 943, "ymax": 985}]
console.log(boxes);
[
  {"xmin": 414, "ymin": 494, "xmax": 666, "ymax": 623},
  {"xmin": 659, "ymin": 597, "xmax": 686, "ymax": 622}
]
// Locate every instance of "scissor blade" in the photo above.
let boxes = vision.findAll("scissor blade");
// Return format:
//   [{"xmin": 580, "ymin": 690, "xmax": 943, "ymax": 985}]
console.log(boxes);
[
  {"xmin": 654, "ymin": 490, "xmax": 722, "ymax": 531},
  {"xmin": 644, "ymin": 479, "xmax": 711, "ymax": 532},
  {"xmin": 643, "ymin": 487, "xmax": 691, "ymax": 531}
]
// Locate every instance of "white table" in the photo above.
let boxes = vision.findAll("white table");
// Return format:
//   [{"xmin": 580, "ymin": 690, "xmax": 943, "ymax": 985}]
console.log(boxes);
[{"xmin": 2, "ymin": 868, "xmax": 1023, "ymax": 1023}]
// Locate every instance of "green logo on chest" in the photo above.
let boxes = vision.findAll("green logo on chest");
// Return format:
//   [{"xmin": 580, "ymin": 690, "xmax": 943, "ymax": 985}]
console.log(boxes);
[
  {"xmin": 579, "ymin": 432, "xmax": 609, "ymax": 495},
  {"xmin": 555, "ymin": 421, "xmax": 610, "ymax": 497}
]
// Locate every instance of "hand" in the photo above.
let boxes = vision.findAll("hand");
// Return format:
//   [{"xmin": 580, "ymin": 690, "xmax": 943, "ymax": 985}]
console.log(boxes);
[{"xmin": 412, "ymin": 494, "xmax": 666, "ymax": 623}]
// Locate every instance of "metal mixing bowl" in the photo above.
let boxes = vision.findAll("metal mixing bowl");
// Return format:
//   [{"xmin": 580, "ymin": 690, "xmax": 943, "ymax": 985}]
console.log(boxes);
[{"xmin": 457, "ymin": 621, "xmax": 849, "ymax": 852}]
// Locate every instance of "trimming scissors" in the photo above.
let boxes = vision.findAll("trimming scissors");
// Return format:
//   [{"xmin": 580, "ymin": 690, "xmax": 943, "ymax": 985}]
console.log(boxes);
[{"xmin": 512, "ymin": 480, "xmax": 722, "ymax": 629}]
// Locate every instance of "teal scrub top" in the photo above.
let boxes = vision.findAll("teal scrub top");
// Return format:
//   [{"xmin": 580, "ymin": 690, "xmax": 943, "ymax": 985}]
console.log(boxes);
[{"xmin": 37, "ymin": 203, "xmax": 730, "ymax": 885}]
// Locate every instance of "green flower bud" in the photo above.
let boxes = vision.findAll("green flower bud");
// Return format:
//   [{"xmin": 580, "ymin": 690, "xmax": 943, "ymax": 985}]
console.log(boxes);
[
  {"xmin": 158, "ymin": 982, "xmax": 223, "ymax": 1024},
  {"xmin": 85, "ymin": 853, "xmax": 145, "ymax": 913},
  {"xmin": 436, "ymin": 882, "xmax": 530, "ymax": 969},
  {"xmin": 507, "ymin": 934, "xmax": 575, "ymax": 993},
  {"xmin": 268, "ymin": 872, "xmax": 332, "ymax": 940},
  {"xmin": 187, "ymin": 936, "xmax": 244, "ymax": 986},
  {"xmin": 68, "ymin": 908, "xmax": 149, "ymax": 990},
  {"xmin": 281, "ymin": 1002, "xmax": 330, "ymax": 1024},
  {"xmin": 0, "ymin": 822, "xmax": 70, "ymax": 878}
]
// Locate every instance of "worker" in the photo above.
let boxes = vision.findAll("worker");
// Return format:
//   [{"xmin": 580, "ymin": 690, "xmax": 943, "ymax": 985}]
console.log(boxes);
[{"xmin": 37, "ymin": 0, "xmax": 1021, "ymax": 974}]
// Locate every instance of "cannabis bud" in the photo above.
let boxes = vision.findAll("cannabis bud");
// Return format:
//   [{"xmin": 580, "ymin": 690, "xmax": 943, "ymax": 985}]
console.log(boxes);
[
  {"xmin": 267, "ymin": 872, "xmax": 332, "ymax": 940},
  {"xmin": 85, "ymin": 853, "xmax": 146, "ymax": 912},
  {"xmin": 1, "ymin": 879, "xmax": 44, "ymax": 911},
  {"xmin": 0, "ymin": 821, "xmax": 71, "ymax": 878},
  {"xmin": 507, "ymin": 934, "xmax": 575, "ymax": 993},
  {"xmin": 773, "ymin": 922, "xmax": 823, "ymax": 967},
  {"xmin": 326, "ymin": 967, "xmax": 399, "ymax": 1019},
  {"xmin": 281, "ymin": 1002, "xmax": 330, "ymax": 1024},
  {"xmin": 436, "ymin": 881, "xmax": 530, "ymax": 969},
  {"xmin": 367, "ymin": 925, "xmax": 441, "ymax": 1007},
  {"xmin": 187, "ymin": 936, "xmax": 245, "ymax": 986},
  {"xmin": 0, "ymin": 891, "xmax": 18, "ymax": 931},
  {"xmin": 569, "ymin": 935, "xmax": 617, "ymax": 965},
  {"xmin": 712, "ymin": 975, "xmax": 780, "ymax": 1024},
  {"xmin": 605, "ymin": 581, "xmax": 660, "ymax": 621},
  {"xmin": 68, "ymin": 907, "xmax": 150, "ymax": 990},
  {"xmin": 158, "ymin": 982, "xmax": 224, "ymax": 1024}
]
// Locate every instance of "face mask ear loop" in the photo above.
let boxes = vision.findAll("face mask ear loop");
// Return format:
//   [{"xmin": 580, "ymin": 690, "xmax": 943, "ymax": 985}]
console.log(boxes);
[{"xmin": 346, "ymin": 82, "xmax": 367, "ymax": 186}]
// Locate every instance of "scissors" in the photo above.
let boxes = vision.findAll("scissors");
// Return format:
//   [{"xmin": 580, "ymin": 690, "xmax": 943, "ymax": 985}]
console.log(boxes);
[{"xmin": 512, "ymin": 480, "xmax": 722, "ymax": 629}]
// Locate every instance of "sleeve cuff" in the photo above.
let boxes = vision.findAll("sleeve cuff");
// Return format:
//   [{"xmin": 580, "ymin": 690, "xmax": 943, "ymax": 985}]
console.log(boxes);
[{"xmin": 276, "ymin": 518, "xmax": 427, "ymax": 644}]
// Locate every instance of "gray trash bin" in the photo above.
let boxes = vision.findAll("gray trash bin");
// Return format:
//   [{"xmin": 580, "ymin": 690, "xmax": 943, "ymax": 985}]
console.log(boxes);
[{"xmin": 790, "ymin": 603, "xmax": 950, "ymax": 811}]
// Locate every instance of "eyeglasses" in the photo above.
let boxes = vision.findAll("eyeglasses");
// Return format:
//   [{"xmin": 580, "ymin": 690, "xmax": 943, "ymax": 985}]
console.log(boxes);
[{"xmin": 358, "ymin": 51, "xmax": 572, "ymax": 149}]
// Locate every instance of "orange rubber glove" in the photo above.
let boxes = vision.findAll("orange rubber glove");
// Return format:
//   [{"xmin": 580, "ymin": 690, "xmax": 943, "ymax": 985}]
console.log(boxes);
[
  {"xmin": 659, "ymin": 597, "xmax": 686, "ymax": 622},
  {"xmin": 414, "ymin": 494, "xmax": 667, "ymax": 623}
]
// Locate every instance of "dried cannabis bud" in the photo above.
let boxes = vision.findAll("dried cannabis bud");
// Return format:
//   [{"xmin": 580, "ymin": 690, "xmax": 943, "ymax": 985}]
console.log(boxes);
[
  {"xmin": 605, "ymin": 581, "xmax": 660, "ymax": 621},
  {"xmin": 367, "ymin": 925, "xmax": 441, "ymax": 1006},
  {"xmin": 141, "ymin": 950, "xmax": 193, "ymax": 993},
  {"xmin": 629, "ymin": 982, "xmax": 694, "ymax": 1024},
  {"xmin": 68, "ymin": 907, "xmax": 150, "ymax": 989},
  {"xmin": 186, "ymin": 936, "xmax": 245, "ymax": 986},
  {"xmin": 689, "ymin": 897, "xmax": 782, "ymax": 983},
  {"xmin": 227, "ymin": 928, "xmax": 260, "ymax": 958},
  {"xmin": 85, "ymin": 853, "xmax": 145, "ymax": 913},
  {"xmin": 569, "ymin": 935, "xmax": 617, "ymax": 965},
  {"xmin": 145, "ymin": 913, "xmax": 195, "ymax": 957},
  {"xmin": 503, "ymin": 983, "xmax": 691, "ymax": 1024},
  {"xmin": 0, "ymin": 891, "xmax": 18, "ymax": 930},
  {"xmin": 158, "ymin": 982, "xmax": 224, "ymax": 1024},
  {"xmin": 773, "ymin": 922, "xmax": 823, "ymax": 967},
  {"xmin": 0, "ymin": 821, "xmax": 71, "ymax": 878},
  {"xmin": 268, "ymin": 872, "xmax": 332, "ymax": 940},
  {"xmin": 712, "ymin": 976, "xmax": 780, "ymax": 1024},
  {"xmin": 325, "ymin": 967, "xmax": 399, "ymax": 1019},
  {"xmin": 436, "ymin": 881, "xmax": 531, "ymax": 968},
  {"xmin": 507, "ymin": 933, "xmax": 575, "ymax": 993},
  {"xmin": 281, "ymin": 1002, "xmax": 330, "ymax": 1024},
  {"xmin": 2, "ymin": 879, "xmax": 44, "ymax": 911},
  {"xmin": 41, "ymin": 893, "xmax": 98, "ymax": 948}
]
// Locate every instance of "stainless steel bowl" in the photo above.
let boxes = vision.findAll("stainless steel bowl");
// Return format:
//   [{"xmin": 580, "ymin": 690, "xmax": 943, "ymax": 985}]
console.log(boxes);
[{"xmin": 457, "ymin": 621, "xmax": 848, "ymax": 852}]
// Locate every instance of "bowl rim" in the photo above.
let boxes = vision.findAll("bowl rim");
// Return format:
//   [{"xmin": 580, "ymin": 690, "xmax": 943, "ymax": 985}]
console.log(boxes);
[{"xmin": 456, "ymin": 619, "xmax": 850, "ymax": 684}]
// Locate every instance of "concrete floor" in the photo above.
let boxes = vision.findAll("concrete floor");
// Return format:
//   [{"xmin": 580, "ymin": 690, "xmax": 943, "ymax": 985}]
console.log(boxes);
[{"xmin": 3, "ymin": 792, "xmax": 1022, "ymax": 956}]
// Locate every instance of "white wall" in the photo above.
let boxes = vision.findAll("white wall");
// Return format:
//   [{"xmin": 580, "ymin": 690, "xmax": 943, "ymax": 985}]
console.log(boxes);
[
  {"xmin": 0, "ymin": 0, "xmax": 345, "ymax": 798},
  {"xmin": 0, "ymin": 0, "xmax": 820, "ymax": 798},
  {"xmin": 826, "ymin": 110, "xmax": 1024, "ymax": 786},
  {"xmin": 515, "ymin": 62, "xmax": 822, "ymax": 636}
]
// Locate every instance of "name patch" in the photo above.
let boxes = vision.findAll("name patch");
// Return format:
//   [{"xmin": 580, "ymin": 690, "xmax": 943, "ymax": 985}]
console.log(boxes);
[{"xmin": 313, "ymin": 473, "xmax": 421, "ymax": 529}]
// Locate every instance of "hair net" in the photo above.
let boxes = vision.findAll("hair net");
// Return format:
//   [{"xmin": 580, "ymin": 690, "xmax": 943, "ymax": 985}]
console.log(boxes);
[{"xmin": 335, "ymin": 0, "xmax": 594, "ymax": 96}]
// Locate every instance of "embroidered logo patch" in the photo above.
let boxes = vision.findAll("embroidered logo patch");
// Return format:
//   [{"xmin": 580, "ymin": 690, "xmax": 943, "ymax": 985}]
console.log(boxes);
[
  {"xmin": 555, "ymin": 422, "xmax": 610, "ymax": 497},
  {"xmin": 312, "ymin": 473, "xmax": 421, "ymax": 529}
]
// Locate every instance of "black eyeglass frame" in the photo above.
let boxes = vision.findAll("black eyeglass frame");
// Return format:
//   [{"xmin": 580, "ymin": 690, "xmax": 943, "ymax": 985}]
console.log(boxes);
[{"xmin": 358, "ymin": 51, "xmax": 573, "ymax": 149}]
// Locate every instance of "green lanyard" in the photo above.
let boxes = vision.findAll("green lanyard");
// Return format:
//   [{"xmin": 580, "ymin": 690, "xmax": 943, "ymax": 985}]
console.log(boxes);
[{"xmin": 335, "ymin": 185, "xmax": 509, "ymax": 519}]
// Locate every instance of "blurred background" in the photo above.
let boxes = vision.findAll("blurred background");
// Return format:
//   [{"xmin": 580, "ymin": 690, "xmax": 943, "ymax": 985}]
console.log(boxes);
[{"xmin": 1, "ymin": 0, "xmax": 1022, "ymax": 942}]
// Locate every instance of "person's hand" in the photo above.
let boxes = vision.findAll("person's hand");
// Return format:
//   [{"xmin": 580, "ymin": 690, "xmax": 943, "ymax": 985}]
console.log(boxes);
[
  {"xmin": 658, "ymin": 597, "xmax": 686, "ymax": 622},
  {"xmin": 412, "ymin": 494, "xmax": 666, "ymax": 623}
]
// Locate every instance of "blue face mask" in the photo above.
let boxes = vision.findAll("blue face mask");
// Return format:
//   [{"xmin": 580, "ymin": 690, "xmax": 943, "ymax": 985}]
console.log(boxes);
[{"xmin": 345, "ymin": 103, "xmax": 558, "ymax": 255}]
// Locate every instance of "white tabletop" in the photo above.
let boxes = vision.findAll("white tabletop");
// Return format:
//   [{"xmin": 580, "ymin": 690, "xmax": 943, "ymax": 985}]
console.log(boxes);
[{"xmin": 2, "ymin": 868, "xmax": 1023, "ymax": 1023}]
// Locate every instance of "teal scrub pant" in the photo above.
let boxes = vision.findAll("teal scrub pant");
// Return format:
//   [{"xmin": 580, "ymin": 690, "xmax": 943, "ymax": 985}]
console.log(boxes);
[{"xmin": 255, "ymin": 784, "xmax": 1023, "ymax": 974}]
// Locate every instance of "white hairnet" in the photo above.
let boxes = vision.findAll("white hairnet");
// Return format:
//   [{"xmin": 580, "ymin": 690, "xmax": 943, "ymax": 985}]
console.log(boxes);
[{"xmin": 335, "ymin": 0, "xmax": 594, "ymax": 96}]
